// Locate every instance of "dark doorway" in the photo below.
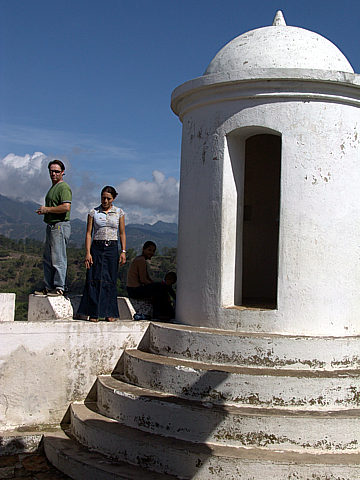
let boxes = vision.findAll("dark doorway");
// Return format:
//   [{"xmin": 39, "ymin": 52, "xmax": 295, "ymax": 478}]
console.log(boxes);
[{"xmin": 241, "ymin": 134, "xmax": 281, "ymax": 309}]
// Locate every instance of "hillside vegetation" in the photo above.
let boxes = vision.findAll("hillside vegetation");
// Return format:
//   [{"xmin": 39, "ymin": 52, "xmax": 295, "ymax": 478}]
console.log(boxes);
[{"xmin": 0, "ymin": 235, "xmax": 176, "ymax": 321}]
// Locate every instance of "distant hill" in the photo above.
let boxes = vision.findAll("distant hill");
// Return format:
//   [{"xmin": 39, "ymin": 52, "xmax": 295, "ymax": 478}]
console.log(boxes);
[
  {"xmin": 129, "ymin": 221, "xmax": 178, "ymax": 234},
  {"xmin": 0, "ymin": 195, "xmax": 45, "ymax": 241},
  {"xmin": 125, "ymin": 223, "xmax": 177, "ymax": 252},
  {"xmin": 0, "ymin": 194, "xmax": 177, "ymax": 252}
]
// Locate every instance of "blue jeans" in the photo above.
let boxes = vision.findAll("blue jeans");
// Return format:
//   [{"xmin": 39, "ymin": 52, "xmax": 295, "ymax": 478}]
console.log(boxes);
[
  {"xmin": 43, "ymin": 221, "xmax": 71, "ymax": 291},
  {"xmin": 77, "ymin": 241, "xmax": 119, "ymax": 319}
]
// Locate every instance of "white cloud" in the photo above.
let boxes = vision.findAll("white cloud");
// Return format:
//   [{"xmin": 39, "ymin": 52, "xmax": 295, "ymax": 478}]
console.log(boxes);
[
  {"xmin": 0, "ymin": 152, "xmax": 50, "ymax": 204},
  {"xmin": 116, "ymin": 170, "xmax": 179, "ymax": 218},
  {"xmin": 0, "ymin": 152, "xmax": 101, "ymax": 218},
  {"xmin": 0, "ymin": 153, "xmax": 179, "ymax": 224}
]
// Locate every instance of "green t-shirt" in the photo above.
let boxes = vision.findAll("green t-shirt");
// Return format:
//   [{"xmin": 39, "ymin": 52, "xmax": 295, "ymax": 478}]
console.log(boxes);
[{"xmin": 44, "ymin": 181, "xmax": 72, "ymax": 224}]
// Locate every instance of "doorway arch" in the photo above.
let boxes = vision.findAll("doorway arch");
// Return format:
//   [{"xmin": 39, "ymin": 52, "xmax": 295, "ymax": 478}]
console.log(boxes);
[{"xmin": 223, "ymin": 130, "xmax": 281, "ymax": 309}]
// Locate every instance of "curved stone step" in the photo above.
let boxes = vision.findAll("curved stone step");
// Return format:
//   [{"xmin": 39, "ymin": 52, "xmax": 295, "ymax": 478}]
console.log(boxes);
[
  {"xmin": 97, "ymin": 375, "xmax": 360, "ymax": 452},
  {"xmin": 44, "ymin": 429, "xmax": 176, "ymax": 479},
  {"xmin": 69, "ymin": 403, "xmax": 360, "ymax": 479},
  {"xmin": 123, "ymin": 349, "xmax": 360, "ymax": 409},
  {"xmin": 148, "ymin": 322, "xmax": 360, "ymax": 370}
]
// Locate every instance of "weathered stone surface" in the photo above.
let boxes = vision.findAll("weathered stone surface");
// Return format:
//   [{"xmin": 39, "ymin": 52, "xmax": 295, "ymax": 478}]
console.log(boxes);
[
  {"xmin": 204, "ymin": 21, "xmax": 353, "ymax": 74},
  {"xmin": 0, "ymin": 321, "xmax": 148, "ymax": 431},
  {"xmin": 123, "ymin": 349, "xmax": 360, "ymax": 409},
  {"xmin": 27, "ymin": 294, "xmax": 135, "ymax": 322},
  {"xmin": 149, "ymin": 322, "xmax": 360, "ymax": 370},
  {"xmin": 44, "ymin": 431, "xmax": 176, "ymax": 479},
  {"xmin": 0, "ymin": 294, "xmax": 15, "ymax": 322},
  {"xmin": 44, "ymin": 322, "xmax": 360, "ymax": 478},
  {"xmin": 97, "ymin": 375, "xmax": 360, "ymax": 452},
  {"xmin": 65, "ymin": 404, "xmax": 360, "ymax": 479},
  {"xmin": 28, "ymin": 295, "xmax": 73, "ymax": 322},
  {"xmin": 0, "ymin": 433, "xmax": 43, "ymax": 455},
  {"xmin": 117, "ymin": 297, "xmax": 135, "ymax": 320},
  {"xmin": 127, "ymin": 298, "xmax": 153, "ymax": 318}
]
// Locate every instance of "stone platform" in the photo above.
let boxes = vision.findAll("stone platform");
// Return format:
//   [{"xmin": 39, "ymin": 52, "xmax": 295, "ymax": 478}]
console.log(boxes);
[
  {"xmin": 44, "ymin": 322, "xmax": 360, "ymax": 479},
  {"xmin": 27, "ymin": 295, "xmax": 136, "ymax": 322}
]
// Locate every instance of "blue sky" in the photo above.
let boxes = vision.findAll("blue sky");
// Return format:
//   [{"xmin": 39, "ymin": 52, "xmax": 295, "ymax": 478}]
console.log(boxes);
[{"xmin": 1, "ymin": 0, "xmax": 359, "ymax": 223}]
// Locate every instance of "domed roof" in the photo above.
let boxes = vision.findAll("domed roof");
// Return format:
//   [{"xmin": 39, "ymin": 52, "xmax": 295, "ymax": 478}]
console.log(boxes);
[{"xmin": 204, "ymin": 11, "xmax": 353, "ymax": 75}]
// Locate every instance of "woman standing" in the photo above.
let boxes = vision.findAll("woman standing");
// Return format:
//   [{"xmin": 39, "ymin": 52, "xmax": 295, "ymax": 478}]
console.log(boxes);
[{"xmin": 77, "ymin": 186, "xmax": 126, "ymax": 322}]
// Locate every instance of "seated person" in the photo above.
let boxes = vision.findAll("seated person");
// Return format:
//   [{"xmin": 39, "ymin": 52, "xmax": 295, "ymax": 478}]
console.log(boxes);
[
  {"xmin": 152, "ymin": 271, "xmax": 177, "ymax": 321},
  {"xmin": 126, "ymin": 241, "xmax": 157, "ymax": 299},
  {"xmin": 127, "ymin": 241, "xmax": 177, "ymax": 321}
]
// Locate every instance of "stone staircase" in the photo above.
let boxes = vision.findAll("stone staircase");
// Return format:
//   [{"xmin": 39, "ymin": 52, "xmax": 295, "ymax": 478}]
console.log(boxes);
[{"xmin": 44, "ymin": 322, "xmax": 360, "ymax": 479}]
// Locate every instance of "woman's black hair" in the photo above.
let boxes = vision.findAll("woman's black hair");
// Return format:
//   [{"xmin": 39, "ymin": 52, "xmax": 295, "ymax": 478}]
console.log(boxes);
[{"xmin": 101, "ymin": 185, "xmax": 118, "ymax": 199}]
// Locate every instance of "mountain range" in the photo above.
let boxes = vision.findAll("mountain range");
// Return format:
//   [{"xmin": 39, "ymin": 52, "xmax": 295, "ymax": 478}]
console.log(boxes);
[{"xmin": 0, "ymin": 194, "xmax": 177, "ymax": 252}]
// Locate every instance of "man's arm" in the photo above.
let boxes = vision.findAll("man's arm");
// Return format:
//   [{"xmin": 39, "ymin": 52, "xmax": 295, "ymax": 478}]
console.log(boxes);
[{"xmin": 36, "ymin": 203, "xmax": 71, "ymax": 215}]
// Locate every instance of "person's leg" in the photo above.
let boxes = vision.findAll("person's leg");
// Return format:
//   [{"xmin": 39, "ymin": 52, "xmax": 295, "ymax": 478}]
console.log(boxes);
[
  {"xmin": 77, "ymin": 242, "xmax": 101, "ymax": 319},
  {"xmin": 99, "ymin": 244, "xmax": 119, "ymax": 320},
  {"xmin": 49, "ymin": 222, "xmax": 71, "ymax": 292},
  {"xmin": 43, "ymin": 224, "xmax": 53, "ymax": 291}
]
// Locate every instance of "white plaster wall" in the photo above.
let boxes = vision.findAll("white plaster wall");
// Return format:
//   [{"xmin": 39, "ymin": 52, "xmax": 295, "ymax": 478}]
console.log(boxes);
[
  {"xmin": 173, "ymin": 73, "xmax": 360, "ymax": 335},
  {"xmin": 0, "ymin": 321, "xmax": 148, "ymax": 431},
  {"xmin": 0, "ymin": 293, "xmax": 15, "ymax": 321}
]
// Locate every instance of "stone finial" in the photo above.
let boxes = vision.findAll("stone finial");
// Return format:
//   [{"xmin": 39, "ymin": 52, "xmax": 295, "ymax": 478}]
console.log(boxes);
[{"xmin": 272, "ymin": 10, "xmax": 286, "ymax": 26}]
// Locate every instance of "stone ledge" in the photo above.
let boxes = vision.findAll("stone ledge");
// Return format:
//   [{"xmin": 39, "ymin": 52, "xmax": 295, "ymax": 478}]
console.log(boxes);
[
  {"xmin": 0, "ymin": 431, "xmax": 44, "ymax": 456},
  {"xmin": 27, "ymin": 295, "xmax": 136, "ymax": 322},
  {"xmin": 128, "ymin": 298, "xmax": 153, "ymax": 317},
  {"xmin": 28, "ymin": 295, "xmax": 73, "ymax": 322}
]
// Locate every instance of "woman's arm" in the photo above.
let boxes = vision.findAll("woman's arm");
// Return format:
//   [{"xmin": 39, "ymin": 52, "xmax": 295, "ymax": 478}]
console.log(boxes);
[
  {"xmin": 118, "ymin": 215, "xmax": 126, "ymax": 265},
  {"xmin": 84, "ymin": 215, "xmax": 94, "ymax": 269}
]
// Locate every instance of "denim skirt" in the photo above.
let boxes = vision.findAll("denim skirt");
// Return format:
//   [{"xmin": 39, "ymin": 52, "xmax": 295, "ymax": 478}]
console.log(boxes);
[{"xmin": 78, "ymin": 241, "xmax": 119, "ymax": 319}]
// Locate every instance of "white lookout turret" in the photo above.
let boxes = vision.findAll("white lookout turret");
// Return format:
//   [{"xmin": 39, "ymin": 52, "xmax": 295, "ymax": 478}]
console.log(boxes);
[{"xmin": 172, "ymin": 11, "xmax": 360, "ymax": 335}]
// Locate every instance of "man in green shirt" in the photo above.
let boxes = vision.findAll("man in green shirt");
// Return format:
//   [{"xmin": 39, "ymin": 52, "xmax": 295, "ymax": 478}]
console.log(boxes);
[{"xmin": 35, "ymin": 160, "xmax": 72, "ymax": 296}]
